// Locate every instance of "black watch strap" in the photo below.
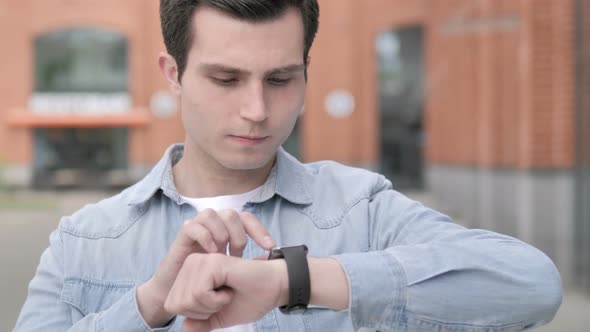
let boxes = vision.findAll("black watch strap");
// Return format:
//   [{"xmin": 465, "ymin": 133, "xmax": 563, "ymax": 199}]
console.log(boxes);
[{"xmin": 267, "ymin": 245, "xmax": 310, "ymax": 313}]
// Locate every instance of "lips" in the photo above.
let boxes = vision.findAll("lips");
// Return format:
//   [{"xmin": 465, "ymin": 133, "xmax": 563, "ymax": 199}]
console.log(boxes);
[
  {"xmin": 232, "ymin": 135, "xmax": 268, "ymax": 140},
  {"xmin": 228, "ymin": 135, "xmax": 269, "ymax": 145}
]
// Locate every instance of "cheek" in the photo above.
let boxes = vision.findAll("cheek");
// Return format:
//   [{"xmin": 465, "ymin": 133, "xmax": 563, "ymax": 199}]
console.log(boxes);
[
  {"xmin": 180, "ymin": 97, "xmax": 216, "ymax": 145},
  {"xmin": 180, "ymin": 83, "xmax": 230, "ymax": 129},
  {"xmin": 268, "ymin": 83, "xmax": 306, "ymax": 117}
]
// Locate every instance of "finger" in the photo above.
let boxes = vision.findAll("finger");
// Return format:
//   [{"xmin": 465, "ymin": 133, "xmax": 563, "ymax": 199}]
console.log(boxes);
[
  {"xmin": 163, "ymin": 266, "xmax": 197, "ymax": 315},
  {"xmin": 176, "ymin": 291, "xmax": 219, "ymax": 319},
  {"xmin": 203, "ymin": 287, "xmax": 233, "ymax": 311},
  {"xmin": 185, "ymin": 287, "xmax": 233, "ymax": 315},
  {"xmin": 165, "ymin": 265, "xmax": 229, "ymax": 319},
  {"xmin": 182, "ymin": 309, "xmax": 228, "ymax": 331},
  {"xmin": 209, "ymin": 312, "xmax": 226, "ymax": 330},
  {"xmin": 183, "ymin": 311, "xmax": 212, "ymax": 321},
  {"xmin": 240, "ymin": 211, "xmax": 276, "ymax": 249},
  {"xmin": 196, "ymin": 209, "xmax": 230, "ymax": 251},
  {"xmin": 217, "ymin": 209, "xmax": 247, "ymax": 257},
  {"xmin": 183, "ymin": 319, "xmax": 211, "ymax": 332},
  {"xmin": 182, "ymin": 222, "xmax": 218, "ymax": 253},
  {"xmin": 166, "ymin": 290, "xmax": 218, "ymax": 320},
  {"xmin": 252, "ymin": 254, "xmax": 268, "ymax": 261}
]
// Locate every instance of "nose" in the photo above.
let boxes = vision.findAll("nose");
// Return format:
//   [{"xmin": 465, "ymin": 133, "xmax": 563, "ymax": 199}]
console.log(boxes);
[{"xmin": 239, "ymin": 82, "xmax": 268, "ymax": 123}]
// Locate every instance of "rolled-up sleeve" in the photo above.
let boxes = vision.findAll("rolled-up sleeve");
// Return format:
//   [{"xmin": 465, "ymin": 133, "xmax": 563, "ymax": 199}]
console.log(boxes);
[{"xmin": 333, "ymin": 186, "xmax": 562, "ymax": 332}]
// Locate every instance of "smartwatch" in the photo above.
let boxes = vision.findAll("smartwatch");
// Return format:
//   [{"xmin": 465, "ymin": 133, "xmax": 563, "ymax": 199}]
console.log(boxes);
[{"xmin": 267, "ymin": 245, "xmax": 310, "ymax": 313}]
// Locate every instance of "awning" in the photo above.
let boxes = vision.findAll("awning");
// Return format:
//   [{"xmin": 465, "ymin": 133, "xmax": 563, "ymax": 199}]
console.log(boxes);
[{"xmin": 5, "ymin": 108, "xmax": 152, "ymax": 128}]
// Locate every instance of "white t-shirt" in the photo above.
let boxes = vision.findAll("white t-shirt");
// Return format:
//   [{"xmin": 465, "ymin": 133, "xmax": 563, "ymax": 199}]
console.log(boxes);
[{"xmin": 180, "ymin": 186, "xmax": 263, "ymax": 332}]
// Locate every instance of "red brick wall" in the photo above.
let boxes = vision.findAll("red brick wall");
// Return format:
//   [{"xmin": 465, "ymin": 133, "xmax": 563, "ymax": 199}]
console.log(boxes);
[
  {"xmin": 579, "ymin": 0, "xmax": 590, "ymax": 168},
  {"xmin": 425, "ymin": 0, "xmax": 575, "ymax": 169},
  {"xmin": 304, "ymin": 0, "xmax": 426, "ymax": 164},
  {"xmin": 0, "ymin": 0, "xmax": 185, "ymax": 166},
  {"xmin": 0, "ymin": 0, "xmax": 577, "ymax": 172},
  {"xmin": 0, "ymin": 1, "xmax": 35, "ymax": 164},
  {"xmin": 307, "ymin": 0, "xmax": 576, "ymax": 170}
]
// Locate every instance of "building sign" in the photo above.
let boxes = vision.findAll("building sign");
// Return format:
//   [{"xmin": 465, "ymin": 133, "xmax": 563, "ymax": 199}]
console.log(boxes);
[
  {"xmin": 28, "ymin": 93, "xmax": 131, "ymax": 115},
  {"xmin": 441, "ymin": 15, "xmax": 520, "ymax": 36}
]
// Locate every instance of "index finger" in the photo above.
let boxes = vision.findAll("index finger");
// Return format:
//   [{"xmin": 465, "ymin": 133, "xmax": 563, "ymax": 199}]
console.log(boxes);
[{"xmin": 239, "ymin": 211, "xmax": 276, "ymax": 250}]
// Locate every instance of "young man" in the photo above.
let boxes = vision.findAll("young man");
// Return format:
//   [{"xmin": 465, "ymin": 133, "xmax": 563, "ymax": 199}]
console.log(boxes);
[{"xmin": 15, "ymin": 1, "xmax": 562, "ymax": 331}]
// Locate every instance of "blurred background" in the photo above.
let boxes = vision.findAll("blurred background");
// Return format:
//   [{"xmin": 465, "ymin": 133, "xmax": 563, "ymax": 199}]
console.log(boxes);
[{"xmin": 0, "ymin": 0, "xmax": 589, "ymax": 330}]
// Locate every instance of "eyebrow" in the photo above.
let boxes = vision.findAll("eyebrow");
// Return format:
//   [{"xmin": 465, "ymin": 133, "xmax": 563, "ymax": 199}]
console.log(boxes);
[{"xmin": 199, "ymin": 63, "xmax": 306, "ymax": 76}]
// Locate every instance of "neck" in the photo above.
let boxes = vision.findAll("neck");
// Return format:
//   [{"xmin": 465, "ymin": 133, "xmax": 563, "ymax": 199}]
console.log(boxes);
[{"xmin": 173, "ymin": 142, "xmax": 275, "ymax": 199}]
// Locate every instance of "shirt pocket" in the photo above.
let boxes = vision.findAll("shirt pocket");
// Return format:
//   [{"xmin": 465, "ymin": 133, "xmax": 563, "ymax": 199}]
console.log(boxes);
[
  {"xmin": 403, "ymin": 314, "xmax": 527, "ymax": 332},
  {"xmin": 61, "ymin": 278, "xmax": 136, "ymax": 316},
  {"xmin": 302, "ymin": 306, "xmax": 354, "ymax": 331}
]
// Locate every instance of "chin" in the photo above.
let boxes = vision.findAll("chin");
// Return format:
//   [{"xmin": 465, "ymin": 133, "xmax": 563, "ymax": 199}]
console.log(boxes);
[{"xmin": 217, "ymin": 150, "xmax": 275, "ymax": 171}]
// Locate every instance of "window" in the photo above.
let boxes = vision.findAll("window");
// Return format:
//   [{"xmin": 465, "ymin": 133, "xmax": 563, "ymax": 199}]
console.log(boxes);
[
  {"xmin": 31, "ymin": 28, "xmax": 130, "ymax": 188},
  {"xmin": 377, "ymin": 27, "xmax": 425, "ymax": 189},
  {"xmin": 35, "ymin": 28, "xmax": 127, "ymax": 93}
]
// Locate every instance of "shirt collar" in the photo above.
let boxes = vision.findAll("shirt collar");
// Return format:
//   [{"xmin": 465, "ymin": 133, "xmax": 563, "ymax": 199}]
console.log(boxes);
[{"xmin": 127, "ymin": 144, "xmax": 312, "ymax": 206}]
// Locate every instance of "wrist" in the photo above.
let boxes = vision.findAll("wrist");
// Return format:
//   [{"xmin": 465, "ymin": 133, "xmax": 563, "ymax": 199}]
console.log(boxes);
[
  {"xmin": 308, "ymin": 257, "xmax": 349, "ymax": 311},
  {"xmin": 268, "ymin": 259, "xmax": 290, "ymax": 307},
  {"xmin": 137, "ymin": 280, "xmax": 175, "ymax": 328}
]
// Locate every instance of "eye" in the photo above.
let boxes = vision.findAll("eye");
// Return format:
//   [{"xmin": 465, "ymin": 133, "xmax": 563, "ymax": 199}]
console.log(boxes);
[
  {"xmin": 211, "ymin": 77, "xmax": 238, "ymax": 86},
  {"xmin": 267, "ymin": 77, "xmax": 291, "ymax": 86}
]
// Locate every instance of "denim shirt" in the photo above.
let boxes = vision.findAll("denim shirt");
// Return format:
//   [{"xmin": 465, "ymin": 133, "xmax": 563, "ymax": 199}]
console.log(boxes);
[{"xmin": 14, "ymin": 144, "xmax": 562, "ymax": 332}]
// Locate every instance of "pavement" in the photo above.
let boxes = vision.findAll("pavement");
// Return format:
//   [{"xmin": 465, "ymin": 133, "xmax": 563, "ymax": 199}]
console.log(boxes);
[{"xmin": 1, "ymin": 189, "xmax": 588, "ymax": 331}]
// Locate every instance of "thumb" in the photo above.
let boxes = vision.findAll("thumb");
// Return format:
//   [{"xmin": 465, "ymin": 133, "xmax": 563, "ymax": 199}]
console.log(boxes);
[
  {"xmin": 252, "ymin": 253, "xmax": 268, "ymax": 261},
  {"xmin": 183, "ymin": 318, "xmax": 210, "ymax": 332},
  {"xmin": 183, "ymin": 315, "xmax": 225, "ymax": 332}
]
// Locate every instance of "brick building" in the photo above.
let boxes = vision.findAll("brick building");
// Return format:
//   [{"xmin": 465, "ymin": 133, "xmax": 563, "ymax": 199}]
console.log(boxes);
[{"xmin": 0, "ymin": 0, "xmax": 587, "ymax": 289}]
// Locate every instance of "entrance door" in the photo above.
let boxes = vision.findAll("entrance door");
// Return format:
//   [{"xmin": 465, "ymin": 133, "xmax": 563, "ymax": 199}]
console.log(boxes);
[
  {"xmin": 575, "ymin": 0, "xmax": 590, "ymax": 293},
  {"xmin": 33, "ymin": 128, "xmax": 128, "ymax": 187},
  {"xmin": 32, "ymin": 28, "xmax": 129, "ymax": 188},
  {"xmin": 377, "ymin": 27, "xmax": 425, "ymax": 189}
]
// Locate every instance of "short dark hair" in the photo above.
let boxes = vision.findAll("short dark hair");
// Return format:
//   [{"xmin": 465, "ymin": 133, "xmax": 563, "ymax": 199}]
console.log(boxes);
[{"xmin": 160, "ymin": 0, "xmax": 320, "ymax": 82}]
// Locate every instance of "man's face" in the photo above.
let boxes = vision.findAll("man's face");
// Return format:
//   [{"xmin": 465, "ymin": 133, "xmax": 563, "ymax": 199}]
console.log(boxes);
[{"xmin": 178, "ymin": 6, "xmax": 307, "ymax": 171}]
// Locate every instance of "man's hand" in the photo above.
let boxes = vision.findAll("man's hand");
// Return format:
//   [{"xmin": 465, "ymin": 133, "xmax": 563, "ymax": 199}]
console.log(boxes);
[
  {"xmin": 137, "ymin": 210, "xmax": 276, "ymax": 328},
  {"xmin": 163, "ymin": 254, "xmax": 350, "ymax": 332},
  {"xmin": 163, "ymin": 253, "xmax": 289, "ymax": 331}
]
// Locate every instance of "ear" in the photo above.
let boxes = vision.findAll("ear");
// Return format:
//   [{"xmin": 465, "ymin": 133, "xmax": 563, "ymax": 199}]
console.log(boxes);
[
  {"xmin": 158, "ymin": 52, "xmax": 182, "ymax": 96},
  {"xmin": 304, "ymin": 55, "xmax": 311, "ymax": 82}
]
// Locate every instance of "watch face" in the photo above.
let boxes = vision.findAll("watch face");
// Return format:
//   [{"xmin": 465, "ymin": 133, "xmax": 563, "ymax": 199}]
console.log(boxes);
[
  {"xmin": 267, "ymin": 245, "xmax": 308, "ymax": 260},
  {"xmin": 300, "ymin": 245, "xmax": 309, "ymax": 254},
  {"xmin": 267, "ymin": 247, "xmax": 284, "ymax": 260},
  {"xmin": 279, "ymin": 304, "xmax": 308, "ymax": 314}
]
